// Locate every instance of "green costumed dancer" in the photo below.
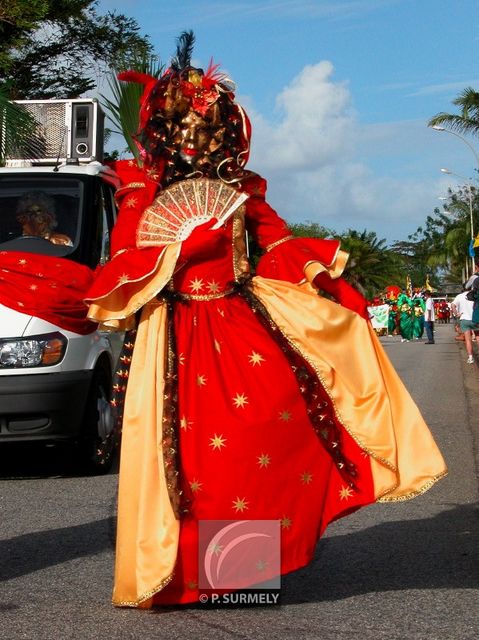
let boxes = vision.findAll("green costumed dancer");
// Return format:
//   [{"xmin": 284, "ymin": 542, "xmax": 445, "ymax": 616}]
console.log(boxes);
[
  {"xmin": 412, "ymin": 297, "xmax": 425, "ymax": 339},
  {"xmin": 397, "ymin": 292, "xmax": 414, "ymax": 342}
]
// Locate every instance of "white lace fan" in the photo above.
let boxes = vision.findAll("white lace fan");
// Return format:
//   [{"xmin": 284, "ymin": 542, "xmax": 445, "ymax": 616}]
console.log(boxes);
[{"xmin": 136, "ymin": 178, "xmax": 249, "ymax": 247}]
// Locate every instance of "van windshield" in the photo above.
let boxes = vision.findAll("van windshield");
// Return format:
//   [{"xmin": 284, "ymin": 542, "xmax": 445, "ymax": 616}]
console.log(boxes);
[{"xmin": 0, "ymin": 177, "xmax": 83, "ymax": 257}]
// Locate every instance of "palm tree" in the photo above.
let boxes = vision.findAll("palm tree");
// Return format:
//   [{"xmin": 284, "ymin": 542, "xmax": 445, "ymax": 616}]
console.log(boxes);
[
  {"xmin": 428, "ymin": 87, "xmax": 479, "ymax": 136},
  {"xmin": 339, "ymin": 229, "xmax": 404, "ymax": 298}
]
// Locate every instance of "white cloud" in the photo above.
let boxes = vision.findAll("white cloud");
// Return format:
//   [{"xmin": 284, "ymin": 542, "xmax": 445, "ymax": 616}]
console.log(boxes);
[
  {"xmin": 244, "ymin": 61, "xmax": 450, "ymax": 242},
  {"xmin": 249, "ymin": 61, "xmax": 356, "ymax": 171}
]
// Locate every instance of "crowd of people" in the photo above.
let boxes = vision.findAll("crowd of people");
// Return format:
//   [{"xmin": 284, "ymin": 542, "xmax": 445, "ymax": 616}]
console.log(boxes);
[{"xmin": 368, "ymin": 267, "xmax": 479, "ymax": 364}]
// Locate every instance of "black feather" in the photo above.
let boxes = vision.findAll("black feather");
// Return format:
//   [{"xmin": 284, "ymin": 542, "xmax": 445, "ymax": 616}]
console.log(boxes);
[{"xmin": 170, "ymin": 31, "xmax": 195, "ymax": 72}]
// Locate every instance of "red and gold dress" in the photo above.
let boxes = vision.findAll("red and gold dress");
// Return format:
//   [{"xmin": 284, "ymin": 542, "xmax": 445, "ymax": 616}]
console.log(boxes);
[{"xmin": 86, "ymin": 163, "xmax": 447, "ymax": 608}]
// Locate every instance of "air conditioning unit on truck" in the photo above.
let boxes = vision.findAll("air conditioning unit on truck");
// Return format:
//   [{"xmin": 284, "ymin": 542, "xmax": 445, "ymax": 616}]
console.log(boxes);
[{"xmin": 0, "ymin": 99, "xmax": 122, "ymax": 473}]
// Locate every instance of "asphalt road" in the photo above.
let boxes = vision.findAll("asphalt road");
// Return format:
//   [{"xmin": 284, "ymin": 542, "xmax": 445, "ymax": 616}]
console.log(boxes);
[{"xmin": 0, "ymin": 323, "xmax": 478, "ymax": 640}]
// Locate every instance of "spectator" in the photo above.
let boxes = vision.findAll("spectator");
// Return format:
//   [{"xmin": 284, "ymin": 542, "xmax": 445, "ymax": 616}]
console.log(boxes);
[
  {"xmin": 452, "ymin": 288, "xmax": 478, "ymax": 364},
  {"xmin": 423, "ymin": 290, "xmax": 435, "ymax": 344},
  {"xmin": 465, "ymin": 260, "xmax": 479, "ymax": 290}
]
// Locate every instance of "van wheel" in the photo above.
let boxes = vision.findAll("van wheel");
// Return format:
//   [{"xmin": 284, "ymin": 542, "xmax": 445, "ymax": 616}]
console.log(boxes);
[{"xmin": 76, "ymin": 365, "xmax": 117, "ymax": 475}]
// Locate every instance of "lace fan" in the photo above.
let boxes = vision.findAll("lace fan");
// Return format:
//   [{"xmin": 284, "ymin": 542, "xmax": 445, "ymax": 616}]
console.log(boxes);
[{"xmin": 136, "ymin": 178, "xmax": 249, "ymax": 247}]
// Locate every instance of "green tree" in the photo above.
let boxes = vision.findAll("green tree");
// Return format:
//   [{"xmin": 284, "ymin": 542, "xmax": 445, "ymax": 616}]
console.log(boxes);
[
  {"xmin": 0, "ymin": 0, "xmax": 152, "ymax": 99},
  {"xmin": 338, "ymin": 229, "xmax": 404, "ymax": 298},
  {"xmin": 392, "ymin": 185, "xmax": 479, "ymax": 289},
  {"xmin": 289, "ymin": 221, "xmax": 331, "ymax": 238},
  {"xmin": 428, "ymin": 87, "xmax": 479, "ymax": 136}
]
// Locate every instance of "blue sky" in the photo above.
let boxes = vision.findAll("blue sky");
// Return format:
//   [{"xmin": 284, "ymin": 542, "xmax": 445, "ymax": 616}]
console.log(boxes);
[{"xmin": 97, "ymin": 0, "xmax": 479, "ymax": 243}]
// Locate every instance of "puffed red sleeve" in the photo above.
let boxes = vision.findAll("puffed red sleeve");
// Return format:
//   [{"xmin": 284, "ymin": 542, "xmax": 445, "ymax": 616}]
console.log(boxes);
[
  {"xmin": 85, "ymin": 161, "xmax": 180, "ymax": 328},
  {"xmin": 244, "ymin": 174, "xmax": 369, "ymax": 319}
]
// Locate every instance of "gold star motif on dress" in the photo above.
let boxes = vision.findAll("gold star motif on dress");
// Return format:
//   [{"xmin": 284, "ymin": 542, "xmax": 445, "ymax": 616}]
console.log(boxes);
[
  {"xmin": 190, "ymin": 479, "xmax": 202, "ymax": 493},
  {"xmin": 301, "ymin": 472, "xmax": 313, "ymax": 484},
  {"xmin": 214, "ymin": 338, "xmax": 221, "ymax": 353},
  {"xmin": 18, "ymin": 259, "xmax": 27, "ymax": 265},
  {"xmin": 118, "ymin": 273, "xmax": 130, "ymax": 285},
  {"xmin": 125, "ymin": 196, "xmax": 138, "ymax": 208},
  {"xmin": 29, "ymin": 284, "xmax": 38, "ymax": 290},
  {"xmin": 233, "ymin": 392, "xmax": 249, "ymax": 408},
  {"xmin": 180, "ymin": 415, "xmax": 193, "ymax": 431},
  {"xmin": 248, "ymin": 351, "xmax": 265, "ymax": 366},
  {"xmin": 196, "ymin": 374, "xmax": 207, "ymax": 387},
  {"xmin": 339, "ymin": 485, "xmax": 354, "ymax": 500},
  {"xmin": 232, "ymin": 497, "xmax": 249, "ymax": 512},
  {"xmin": 280, "ymin": 516, "xmax": 292, "ymax": 530},
  {"xmin": 210, "ymin": 434, "xmax": 226, "ymax": 450},
  {"xmin": 207, "ymin": 280, "xmax": 220, "ymax": 293},
  {"xmin": 256, "ymin": 560, "xmax": 268, "ymax": 571},
  {"xmin": 189, "ymin": 277, "xmax": 204, "ymax": 293},
  {"xmin": 186, "ymin": 580, "xmax": 198, "ymax": 590},
  {"xmin": 178, "ymin": 352, "xmax": 185, "ymax": 366},
  {"xmin": 257, "ymin": 453, "xmax": 271, "ymax": 468},
  {"xmin": 279, "ymin": 410, "xmax": 292, "ymax": 422}
]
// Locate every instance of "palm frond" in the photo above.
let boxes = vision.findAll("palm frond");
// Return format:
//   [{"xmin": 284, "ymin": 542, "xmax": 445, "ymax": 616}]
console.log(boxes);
[
  {"xmin": 429, "ymin": 87, "xmax": 479, "ymax": 136},
  {"xmin": 100, "ymin": 55, "xmax": 165, "ymax": 161},
  {"xmin": 0, "ymin": 84, "xmax": 45, "ymax": 164}
]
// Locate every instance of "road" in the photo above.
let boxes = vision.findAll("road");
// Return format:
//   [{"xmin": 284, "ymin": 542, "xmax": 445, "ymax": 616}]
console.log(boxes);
[{"xmin": 0, "ymin": 323, "xmax": 478, "ymax": 640}]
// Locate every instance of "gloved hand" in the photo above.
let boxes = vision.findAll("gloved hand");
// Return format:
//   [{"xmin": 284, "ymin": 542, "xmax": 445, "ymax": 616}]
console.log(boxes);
[
  {"xmin": 314, "ymin": 272, "xmax": 370, "ymax": 320},
  {"xmin": 179, "ymin": 219, "xmax": 227, "ymax": 262}
]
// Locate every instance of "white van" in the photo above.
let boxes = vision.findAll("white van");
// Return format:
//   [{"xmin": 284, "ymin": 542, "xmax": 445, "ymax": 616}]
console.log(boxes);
[{"xmin": 0, "ymin": 100, "xmax": 122, "ymax": 473}]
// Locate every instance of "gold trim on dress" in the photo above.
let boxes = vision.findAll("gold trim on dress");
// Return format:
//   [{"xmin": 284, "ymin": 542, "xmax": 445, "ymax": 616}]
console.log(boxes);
[
  {"xmin": 265, "ymin": 235, "xmax": 294, "ymax": 252},
  {"xmin": 232, "ymin": 208, "xmax": 250, "ymax": 281},
  {"xmin": 377, "ymin": 470, "xmax": 448, "ymax": 502},
  {"xmin": 174, "ymin": 288, "xmax": 235, "ymax": 301},
  {"xmin": 113, "ymin": 573, "xmax": 175, "ymax": 608},
  {"xmin": 303, "ymin": 248, "xmax": 349, "ymax": 283}
]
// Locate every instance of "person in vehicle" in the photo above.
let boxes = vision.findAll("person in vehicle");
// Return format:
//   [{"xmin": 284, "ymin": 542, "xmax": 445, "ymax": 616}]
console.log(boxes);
[{"xmin": 15, "ymin": 191, "xmax": 73, "ymax": 246}]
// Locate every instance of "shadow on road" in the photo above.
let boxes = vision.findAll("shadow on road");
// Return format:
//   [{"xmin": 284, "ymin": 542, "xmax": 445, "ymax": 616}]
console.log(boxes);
[
  {"xmin": 0, "ymin": 517, "xmax": 116, "ymax": 582},
  {"xmin": 1, "ymin": 504, "xmax": 477, "ymax": 603},
  {"xmin": 282, "ymin": 503, "xmax": 478, "ymax": 602}
]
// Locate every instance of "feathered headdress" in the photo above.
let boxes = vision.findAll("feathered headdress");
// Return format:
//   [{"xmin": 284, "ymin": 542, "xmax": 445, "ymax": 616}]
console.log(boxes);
[{"xmin": 117, "ymin": 31, "xmax": 251, "ymax": 182}]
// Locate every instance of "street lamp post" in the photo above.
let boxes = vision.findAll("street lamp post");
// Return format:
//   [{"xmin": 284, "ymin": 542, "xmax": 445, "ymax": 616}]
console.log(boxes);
[
  {"xmin": 440, "ymin": 167, "xmax": 475, "ymax": 275},
  {"xmin": 432, "ymin": 125, "xmax": 479, "ymax": 167}
]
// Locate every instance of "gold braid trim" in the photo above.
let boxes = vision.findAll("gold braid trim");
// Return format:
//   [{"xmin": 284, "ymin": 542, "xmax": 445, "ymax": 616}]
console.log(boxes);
[
  {"xmin": 174, "ymin": 288, "xmax": 235, "ymax": 302},
  {"xmin": 112, "ymin": 572, "xmax": 175, "ymax": 608},
  {"xmin": 265, "ymin": 235, "xmax": 294, "ymax": 253},
  {"xmin": 116, "ymin": 181, "xmax": 146, "ymax": 195},
  {"xmin": 376, "ymin": 470, "xmax": 448, "ymax": 502}
]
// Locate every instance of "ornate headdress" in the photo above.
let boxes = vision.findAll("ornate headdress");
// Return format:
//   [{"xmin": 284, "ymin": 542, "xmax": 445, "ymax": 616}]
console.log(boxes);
[{"xmin": 118, "ymin": 32, "xmax": 251, "ymax": 185}]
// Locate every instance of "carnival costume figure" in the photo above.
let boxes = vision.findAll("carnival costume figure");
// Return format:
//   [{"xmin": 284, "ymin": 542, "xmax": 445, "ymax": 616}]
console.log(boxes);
[
  {"xmin": 85, "ymin": 34, "xmax": 447, "ymax": 608},
  {"xmin": 397, "ymin": 292, "xmax": 414, "ymax": 342},
  {"xmin": 412, "ymin": 297, "xmax": 426, "ymax": 339}
]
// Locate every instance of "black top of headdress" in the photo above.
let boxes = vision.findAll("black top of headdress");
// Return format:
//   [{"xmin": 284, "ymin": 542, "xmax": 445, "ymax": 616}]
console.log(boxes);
[{"xmin": 170, "ymin": 30, "xmax": 196, "ymax": 73}]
